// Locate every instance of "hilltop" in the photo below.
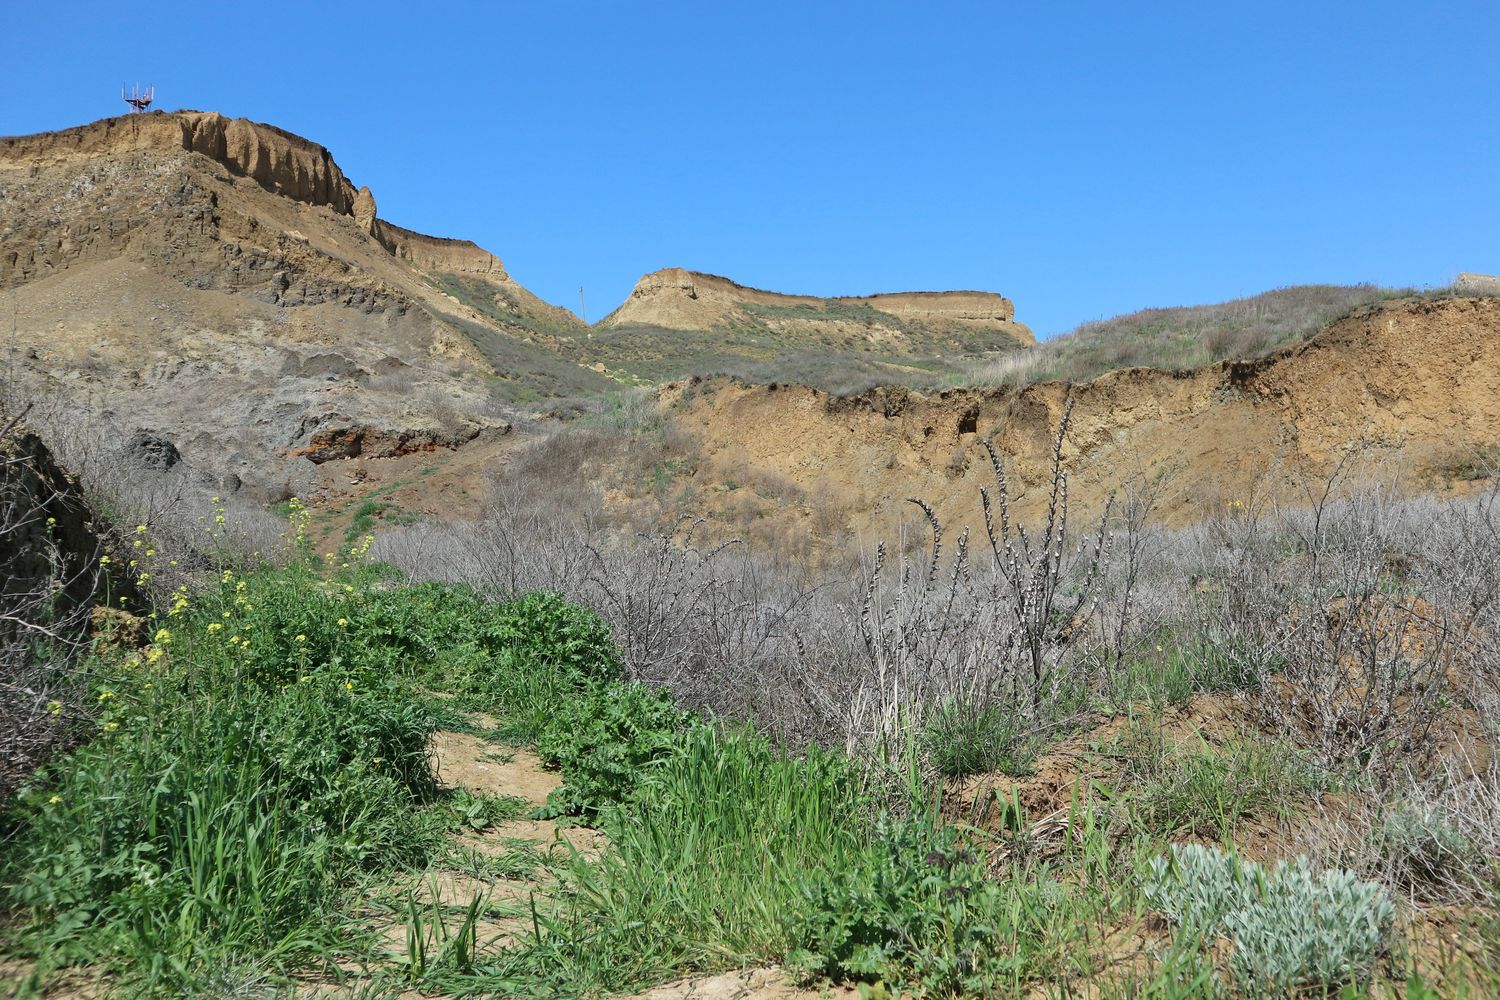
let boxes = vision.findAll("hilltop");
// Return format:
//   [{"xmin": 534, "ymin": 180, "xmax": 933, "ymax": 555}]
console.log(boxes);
[{"xmin": 584, "ymin": 267, "xmax": 1032, "ymax": 388}]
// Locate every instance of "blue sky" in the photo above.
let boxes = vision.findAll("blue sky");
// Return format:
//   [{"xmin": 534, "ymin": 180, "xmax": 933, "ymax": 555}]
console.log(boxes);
[{"xmin": 4, "ymin": 1, "xmax": 1496, "ymax": 336}]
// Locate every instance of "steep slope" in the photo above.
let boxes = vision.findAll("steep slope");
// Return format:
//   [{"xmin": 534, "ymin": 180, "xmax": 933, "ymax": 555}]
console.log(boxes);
[
  {"xmin": 0, "ymin": 110, "xmax": 611, "ymax": 499},
  {"xmin": 664, "ymin": 295, "xmax": 1500, "ymax": 538},
  {"xmin": 588, "ymin": 268, "xmax": 1033, "ymax": 386}
]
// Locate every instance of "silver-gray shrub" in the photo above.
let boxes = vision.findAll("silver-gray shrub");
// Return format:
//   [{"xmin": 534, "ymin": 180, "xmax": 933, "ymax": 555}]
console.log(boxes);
[{"xmin": 1145, "ymin": 844, "xmax": 1395, "ymax": 996}]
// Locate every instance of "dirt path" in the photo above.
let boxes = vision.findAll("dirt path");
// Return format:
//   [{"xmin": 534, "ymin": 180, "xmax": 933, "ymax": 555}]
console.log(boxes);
[
  {"xmin": 425, "ymin": 725, "xmax": 853, "ymax": 999},
  {"xmin": 299, "ymin": 722, "xmax": 855, "ymax": 998}
]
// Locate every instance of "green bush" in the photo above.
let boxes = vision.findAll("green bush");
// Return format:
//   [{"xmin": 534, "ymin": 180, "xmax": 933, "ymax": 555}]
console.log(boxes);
[
  {"xmin": 791, "ymin": 817, "xmax": 1015, "ymax": 994},
  {"xmin": 533, "ymin": 680, "xmax": 694, "ymax": 817},
  {"xmin": 1144, "ymin": 844, "xmax": 1395, "ymax": 996}
]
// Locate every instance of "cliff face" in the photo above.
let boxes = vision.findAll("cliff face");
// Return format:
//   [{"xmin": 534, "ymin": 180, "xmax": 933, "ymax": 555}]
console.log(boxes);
[
  {"xmin": 664, "ymin": 295, "xmax": 1500, "ymax": 539},
  {"xmin": 0, "ymin": 111, "xmax": 611, "ymax": 502},
  {"xmin": 1, "ymin": 111, "xmax": 359, "ymax": 213}
]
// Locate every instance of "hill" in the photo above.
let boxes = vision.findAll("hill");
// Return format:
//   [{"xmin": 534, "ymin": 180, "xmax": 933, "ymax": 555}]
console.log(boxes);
[
  {"xmin": 645, "ymin": 293, "xmax": 1500, "ymax": 541},
  {"xmin": 586, "ymin": 267, "xmax": 1033, "ymax": 388},
  {"xmin": 0, "ymin": 110, "xmax": 614, "ymax": 500},
  {"xmin": 960, "ymin": 283, "xmax": 1428, "ymax": 389}
]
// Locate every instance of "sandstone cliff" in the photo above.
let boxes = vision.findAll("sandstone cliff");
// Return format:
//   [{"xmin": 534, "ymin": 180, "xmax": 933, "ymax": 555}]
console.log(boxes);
[
  {"xmin": 1, "ymin": 111, "xmax": 358, "ymax": 212},
  {"xmin": 583, "ymin": 267, "xmax": 1032, "ymax": 385},
  {"xmin": 0, "ymin": 111, "xmax": 611, "ymax": 501}
]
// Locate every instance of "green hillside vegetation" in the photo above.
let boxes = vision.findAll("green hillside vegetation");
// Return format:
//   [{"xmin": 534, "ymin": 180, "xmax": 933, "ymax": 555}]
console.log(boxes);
[{"xmin": 956, "ymin": 284, "xmax": 1485, "ymax": 390}]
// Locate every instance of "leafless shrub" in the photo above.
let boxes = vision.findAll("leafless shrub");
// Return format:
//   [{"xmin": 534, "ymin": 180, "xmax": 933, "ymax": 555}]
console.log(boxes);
[
  {"xmin": 0, "ymin": 409, "xmax": 99, "ymax": 805},
  {"xmin": 1161, "ymin": 463, "xmax": 1500, "ymax": 784},
  {"xmin": 852, "ymin": 401, "xmax": 1114, "ymax": 761}
]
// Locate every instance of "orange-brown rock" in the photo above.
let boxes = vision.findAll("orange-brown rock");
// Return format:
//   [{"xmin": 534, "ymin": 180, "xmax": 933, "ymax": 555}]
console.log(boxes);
[{"xmin": 603, "ymin": 267, "xmax": 1033, "ymax": 348}]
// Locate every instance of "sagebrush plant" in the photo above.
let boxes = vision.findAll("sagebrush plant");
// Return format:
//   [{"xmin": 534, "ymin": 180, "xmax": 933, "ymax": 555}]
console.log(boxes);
[{"xmin": 1145, "ymin": 844, "xmax": 1395, "ymax": 996}]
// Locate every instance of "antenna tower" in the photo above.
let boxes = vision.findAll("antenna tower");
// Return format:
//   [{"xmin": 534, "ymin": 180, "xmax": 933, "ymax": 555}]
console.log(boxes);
[{"xmin": 122, "ymin": 84, "xmax": 155, "ymax": 113}]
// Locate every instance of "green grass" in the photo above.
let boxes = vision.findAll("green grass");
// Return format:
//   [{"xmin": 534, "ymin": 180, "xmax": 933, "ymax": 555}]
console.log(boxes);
[
  {"xmin": 1104, "ymin": 718, "xmax": 1329, "ymax": 838},
  {"xmin": 0, "ymin": 540, "xmax": 1455, "ymax": 997},
  {"xmin": 923, "ymin": 699, "xmax": 1038, "ymax": 778}
]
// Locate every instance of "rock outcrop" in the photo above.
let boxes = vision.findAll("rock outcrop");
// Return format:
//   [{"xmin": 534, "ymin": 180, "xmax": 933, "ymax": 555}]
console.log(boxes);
[
  {"xmin": 2, "ymin": 111, "xmax": 359, "ymax": 213},
  {"xmin": 602, "ymin": 267, "xmax": 1033, "ymax": 349},
  {"xmin": 1456, "ymin": 272, "xmax": 1500, "ymax": 295}
]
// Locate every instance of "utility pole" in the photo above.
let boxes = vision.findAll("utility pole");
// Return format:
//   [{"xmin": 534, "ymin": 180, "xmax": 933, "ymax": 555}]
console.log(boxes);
[{"xmin": 579, "ymin": 286, "xmax": 587, "ymax": 325}]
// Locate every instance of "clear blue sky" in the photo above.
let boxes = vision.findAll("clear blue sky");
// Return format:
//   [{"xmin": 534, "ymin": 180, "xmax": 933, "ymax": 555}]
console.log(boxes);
[{"xmin": 4, "ymin": 1, "xmax": 1496, "ymax": 336}]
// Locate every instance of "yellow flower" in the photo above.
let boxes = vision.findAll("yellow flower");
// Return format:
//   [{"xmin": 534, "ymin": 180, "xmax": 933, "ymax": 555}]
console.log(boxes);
[
  {"xmin": 48, "ymin": 795, "xmax": 61, "ymax": 805},
  {"xmin": 46, "ymin": 517, "xmax": 56, "ymax": 526},
  {"xmin": 47, "ymin": 700, "xmax": 62, "ymax": 716},
  {"xmin": 145, "ymin": 549, "xmax": 155, "ymax": 558},
  {"xmin": 299, "ymin": 675, "xmax": 311, "ymax": 684},
  {"xmin": 344, "ymin": 681, "xmax": 354, "ymax": 691},
  {"xmin": 97, "ymin": 690, "xmax": 115, "ymax": 702},
  {"xmin": 295, "ymin": 634, "xmax": 306, "ymax": 643},
  {"xmin": 145, "ymin": 647, "xmax": 164, "ymax": 664},
  {"xmin": 222, "ymin": 611, "xmax": 232, "ymax": 619},
  {"xmin": 207, "ymin": 622, "xmax": 223, "ymax": 633},
  {"xmin": 132, "ymin": 540, "xmax": 142, "ymax": 549},
  {"xmin": 100, "ymin": 555, "xmax": 111, "ymax": 565},
  {"xmin": 229, "ymin": 635, "xmax": 241, "ymax": 645},
  {"xmin": 371, "ymin": 758, "xmax": 383, "ymax": 766},
  {"xmin": 215, "ymin": 515, "xmax": 226, "ymax": 525},
  {"xmin": 337, "ymin": 618, "xmax": 348, "ymax": 627},
  {"xmin": 153, "ymin": 628, "xmax": 173, "ymax": 644},
  {"xmin": 102, "ymin": 721, "xmax": 120, "ymax": 732},
  {"xmin": 135, "ymin": 524, "xmax": 148, "ymax": 534}
]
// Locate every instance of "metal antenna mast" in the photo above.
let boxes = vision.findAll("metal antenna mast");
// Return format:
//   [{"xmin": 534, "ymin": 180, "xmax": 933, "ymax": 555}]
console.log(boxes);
[{"xmin": 122, "ymin": 84, "xmax": 155, "ymax": 113}]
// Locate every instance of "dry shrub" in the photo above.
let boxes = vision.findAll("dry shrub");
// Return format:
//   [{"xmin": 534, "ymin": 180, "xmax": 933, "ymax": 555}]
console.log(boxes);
[{"xmin": 0, "ymin": 411, "xmax": 99, "ymax": 804}]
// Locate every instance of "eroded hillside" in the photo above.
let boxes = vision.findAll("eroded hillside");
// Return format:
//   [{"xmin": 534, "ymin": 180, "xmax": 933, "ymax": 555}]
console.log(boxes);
[
  {"xmin": 659, "ymin": 295, "xmax": 1500, "ymax": 540},
  {"xmin": 0, "ymin": 111, "xmax": 611, "ymax": 500}
]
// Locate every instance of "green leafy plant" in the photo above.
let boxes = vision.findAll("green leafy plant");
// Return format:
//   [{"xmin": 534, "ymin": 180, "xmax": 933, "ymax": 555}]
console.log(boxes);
[{"xmin": 533, "ymin": 680, "xmax": 693, "ymax": 817}]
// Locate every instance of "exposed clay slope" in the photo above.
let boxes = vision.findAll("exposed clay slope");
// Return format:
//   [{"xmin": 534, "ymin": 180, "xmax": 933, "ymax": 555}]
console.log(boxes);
[
  {"xmin": 0, "ymin": 111, "xmax": 609, "ymax": 499},
  {"xmin": 587, "ymin": 267, "xmax": 1033, "ymax": 385},
  {"xmin": 664, "ymin": 296, "xmax": 1500, "ymax": 538}
]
